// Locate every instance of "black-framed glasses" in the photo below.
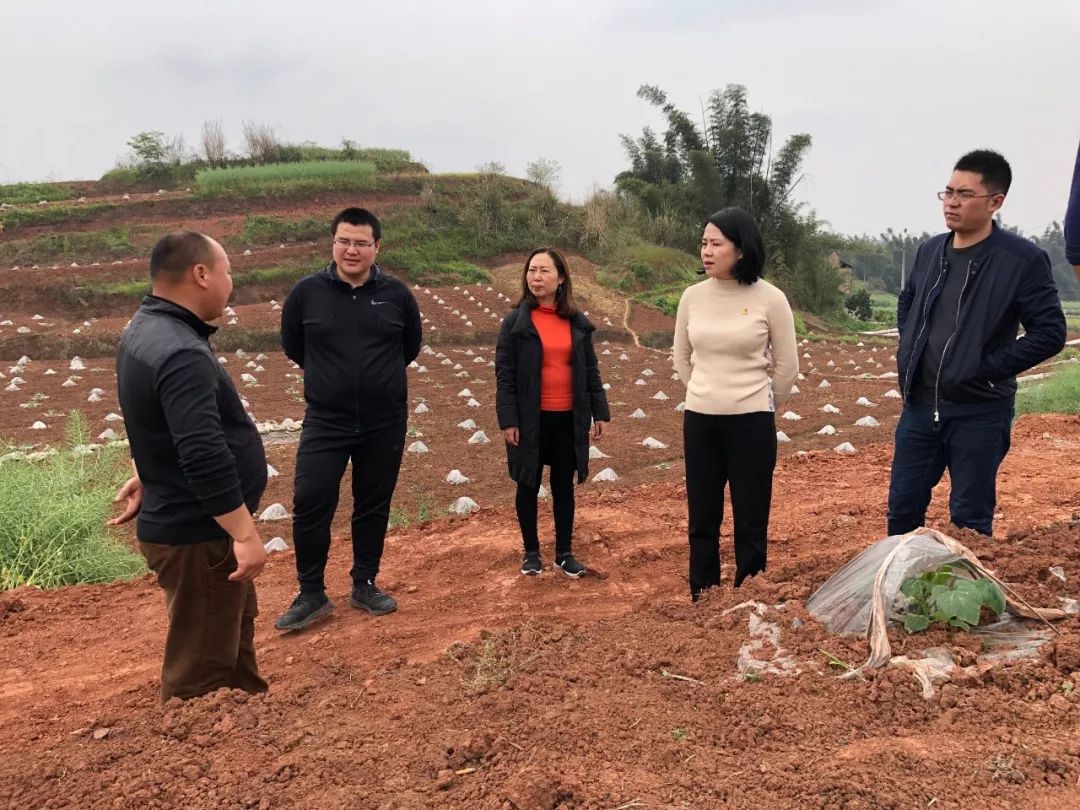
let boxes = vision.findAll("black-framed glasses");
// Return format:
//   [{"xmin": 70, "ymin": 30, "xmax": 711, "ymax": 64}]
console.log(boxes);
[
  {"xmin": 333, "ymin": 238, "xmax": 376, "ymax": 249},
  {"xmin": 937, "ymin": 190, "xmax": 999, "ymax": 202}
]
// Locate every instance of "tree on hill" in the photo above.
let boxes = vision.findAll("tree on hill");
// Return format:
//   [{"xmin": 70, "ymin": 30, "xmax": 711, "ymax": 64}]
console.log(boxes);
[
  {"xmin": 615, "ymin": 84, "xmax": 840, "ymax": 313},
  {"xmin": 1030, "ymin": 222, "xmax": 1080, "ymax": 300}
]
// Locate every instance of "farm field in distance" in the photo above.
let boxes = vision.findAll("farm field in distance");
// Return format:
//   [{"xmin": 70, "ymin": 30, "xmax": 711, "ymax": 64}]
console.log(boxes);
[{"xmin": 1, "ymin": 174, "xmax": 1079, "ymax": 809}]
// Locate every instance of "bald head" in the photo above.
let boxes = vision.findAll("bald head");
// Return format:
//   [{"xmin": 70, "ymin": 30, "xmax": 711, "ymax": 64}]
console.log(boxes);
[
  {"xmin": 150, "ymin": 230, "xmax": 216, "ymax": 283},
  {"xmin": 147, "ymin": 230, "xmax": 233, "ymax": 322}
]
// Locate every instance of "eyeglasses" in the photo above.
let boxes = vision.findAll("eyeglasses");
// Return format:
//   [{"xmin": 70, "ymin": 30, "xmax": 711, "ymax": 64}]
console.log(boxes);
[
  {"xmin": 333, "ymin": 238, "xmax": 377, "ymax": 249},
  {"xmin": 937, "ymin": 190, "xmax": 999, "ymax": 202}
]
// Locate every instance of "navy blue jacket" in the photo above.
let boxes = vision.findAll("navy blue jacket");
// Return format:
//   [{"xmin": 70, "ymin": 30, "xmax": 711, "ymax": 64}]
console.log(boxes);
[
  {"xmin": 1066, "ymin": 141, "xmax": 1080, "ymax": 266},
  {"xmin": 281, "ymin": 263, "xmax": 422, "ymax": 434},
  {"xmin": 117, "ymin": 296, "xmax": 267, "ymax": 544},
  {"xmin": 897, "ymin": 223, "xmax": 1066, "ymax": 412}
]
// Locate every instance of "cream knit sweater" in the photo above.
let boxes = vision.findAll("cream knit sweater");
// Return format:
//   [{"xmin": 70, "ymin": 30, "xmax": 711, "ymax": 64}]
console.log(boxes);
[{"xmin": 673, "ymin": 277, "xmax": 799, "ymax": 415}]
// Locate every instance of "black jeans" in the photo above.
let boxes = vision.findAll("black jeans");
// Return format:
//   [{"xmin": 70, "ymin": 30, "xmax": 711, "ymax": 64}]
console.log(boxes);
[
  {"xmin": 887, "ymin": 401, "xmax": 1013, "ymax": 537},
  {"xmin": 292, "ymin": 422, "xmax": 406, "ymax": 593},
  {"xmin": 683, "ymin": 409, "xmax": 777, "ymax": 593},
  {"xmin": 516, "ymin": 410, "xmax": 576, "ymax": 556}
]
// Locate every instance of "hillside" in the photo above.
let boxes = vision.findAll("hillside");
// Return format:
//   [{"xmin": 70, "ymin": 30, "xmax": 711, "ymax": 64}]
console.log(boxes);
[{"xmin": 1, "ymin": 167, "xmax": 1080, "ymax": 808}]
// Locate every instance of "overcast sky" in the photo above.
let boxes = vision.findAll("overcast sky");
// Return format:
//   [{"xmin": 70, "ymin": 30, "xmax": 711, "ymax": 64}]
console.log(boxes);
[{"xmin": 3, "ymin": 0, "xmax": 1078, "ymax": 237}]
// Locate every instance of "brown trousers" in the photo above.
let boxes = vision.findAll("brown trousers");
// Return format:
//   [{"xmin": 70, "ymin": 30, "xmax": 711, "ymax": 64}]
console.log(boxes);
[{"xmin": 140, "ymin": 539, "xmax": 268, "ymax": 703}]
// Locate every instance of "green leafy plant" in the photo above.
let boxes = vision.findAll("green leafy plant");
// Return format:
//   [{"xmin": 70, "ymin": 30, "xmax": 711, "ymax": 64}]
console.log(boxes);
[
  {"xmin": 900, "ymin": 563, "xmax": 1005, "ymax": 633},
  {"xmin": 0, "ymin": 413, "xmax": 147, "ymax": 589},
  {"xmin": 843, "ymin": 289, "xmax": 873, "ymax": 321}
]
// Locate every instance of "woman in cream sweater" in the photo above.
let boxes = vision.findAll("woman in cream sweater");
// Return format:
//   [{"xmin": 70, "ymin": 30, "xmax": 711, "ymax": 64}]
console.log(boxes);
[{"xmin": 673, "ymin": 207, "xmax": 799, "ymax": 600}]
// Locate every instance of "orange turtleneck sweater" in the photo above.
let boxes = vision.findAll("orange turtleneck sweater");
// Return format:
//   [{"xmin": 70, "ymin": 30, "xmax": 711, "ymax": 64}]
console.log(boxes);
[{"xmin": 531, "ymin": 305, "xmax": 573, "ymax": 411}]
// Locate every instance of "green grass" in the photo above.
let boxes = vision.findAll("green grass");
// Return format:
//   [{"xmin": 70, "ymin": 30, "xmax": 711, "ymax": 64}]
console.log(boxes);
[
  {"xmin": 412, "ymin": 261, "xmax": 490, "ymax": 286},
  {"xmin": 1017, "ymin": 365, "xmax": 1080, "ymax": 415},
  {"xmin": 597, "ymin": 244, "xmax": 700, "ymax": 293},
  {"xmin": 793, "ymin": 311, "xmax": 808, "ymax": 337},
  {"xmin": 241, "ymin": 215, "xmax": 326, "ymax": 246},
  {"xmin": 635, "ymin": 292, "xmax": 681, "ymax": 318},
  {"xmin": 58, "ymin": 261, "xmax": 325, "ymax": 307},
  {"xmin": 0, "ymin": 413, "xmax": 147, "ymax": 590},
  {"xmin": 592, "ymin": 243, "xmax": 699, "ymax": 317},
  {"xmin": 195, "ymin": 160, "xmax": 378, "ymax": 198},
  {"xmin": 0, "ymin": 228, "xmax": 134, "ymax": 265},
  {"xmin": 870, "ymin": 292, "xmax": 898, "ymax": 309},
  {"xmin": 0, "ymin": 203, "xmax": 118, "ymax": 232},
  {"xmin": 293, "ymin": 146, "xmax": 415, "ymax": 172},
  {"xmin": 0, "ymin": 182, "xmax": 74, "ymax": 205},
  {"xmin": 378, "ymin": 229, "xmax": 494, "ymax": 283}
]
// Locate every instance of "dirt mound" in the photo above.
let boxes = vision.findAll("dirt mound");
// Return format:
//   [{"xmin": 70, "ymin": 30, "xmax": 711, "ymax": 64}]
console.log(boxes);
[{"xmin": 1, "ymin": 417, "xmax": 1079, "ymax": 807}]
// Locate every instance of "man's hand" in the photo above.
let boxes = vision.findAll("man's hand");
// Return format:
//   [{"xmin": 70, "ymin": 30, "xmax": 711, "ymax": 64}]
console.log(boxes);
[
  {"xmin": 593, "ymin": 420, "xmax": 608, "ymax": 440},
  {"xmin": 503, "ymin": 427, "xmax": 520, "ymax": 447},
  {"xmin": 107, "ymin": 476, "xmax": 143, "ymax": 526},
  {"xmin": 229, "ymin": 531, "xmax": 266, "ymax": 582}
]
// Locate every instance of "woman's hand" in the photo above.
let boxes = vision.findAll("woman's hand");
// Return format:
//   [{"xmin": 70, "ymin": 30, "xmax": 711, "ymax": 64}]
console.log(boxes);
[
  {"xmin": 593, "ymin": 420, "xmax": 608, "ymax": 439},
  {"xmin": 503, "ymin": 427, "xmax": 520, "ymax": 447}
]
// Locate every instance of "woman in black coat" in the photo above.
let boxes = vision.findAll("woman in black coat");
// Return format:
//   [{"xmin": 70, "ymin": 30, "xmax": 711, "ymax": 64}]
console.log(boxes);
[{"xmin": 495, "ymin": 248, "xmax": 610, "ymax": 577}]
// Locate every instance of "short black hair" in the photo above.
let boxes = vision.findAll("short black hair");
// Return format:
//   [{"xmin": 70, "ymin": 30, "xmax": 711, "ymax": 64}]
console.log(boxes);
[
  {"xmin": 954, "ymin": 149, "xmax": 1012, "ymax": 196},
  {"xmin": 149, "ymin": 230, "xmax": 215, "ymax": 282},
  {"xmin": 331, "ymin": 207, "xmax": 381, "ymax": 241},
  {"xmin": 704, "ymin": 207, "xmax": 766, "ymax": 285}
]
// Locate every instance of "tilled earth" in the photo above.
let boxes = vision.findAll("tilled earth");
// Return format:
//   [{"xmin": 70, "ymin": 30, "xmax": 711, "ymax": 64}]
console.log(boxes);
[
  {"xmin": 3, "ymin": 257, "xmax": 1080, "ymax": 807},
  {"xmin": 1, "ymin": 352, "xmax": 1079, "ymax": 807}
]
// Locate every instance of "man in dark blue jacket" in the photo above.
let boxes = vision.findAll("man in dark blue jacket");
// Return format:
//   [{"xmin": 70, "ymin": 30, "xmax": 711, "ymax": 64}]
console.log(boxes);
[
  {"xmin": 113, "ymin": 231, "xmax": 268, "ymax": 701},
  {"xmin": 275, "ymin": 208, "xmax": 422, "ymax": 631},
  {"xmin": 888, "ymin": 150, "xmax": 1066, "ymax": 537},
  {"xmin": 1066, "ymin": 141, "xmax": 1080, "ymax": 283}
]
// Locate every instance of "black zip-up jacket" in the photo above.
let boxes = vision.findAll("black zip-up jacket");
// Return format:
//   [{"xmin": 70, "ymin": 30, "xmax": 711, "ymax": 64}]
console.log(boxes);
[
  {"xmin": 116, "ymin": 296, "xmax": 267, "ymax": 544},
  {"xmin": 897, "ymin": 223, "xmax": 1066, "ymax": 416},
  {"xmin": 281, "ymin": 263, "xmax": 422, "ymax": 434}
]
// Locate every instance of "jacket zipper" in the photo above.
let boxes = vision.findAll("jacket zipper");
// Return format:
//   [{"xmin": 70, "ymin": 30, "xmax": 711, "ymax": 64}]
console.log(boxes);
[
  {"xmin": 353, "ymin": 288, "xmax": 361, "ymax": 432},
  {"xmin": 932, "ymin": 259, "xmax": 974, "ymax": 424},
  {"xmin": 902, "ymin": 250, "xmax": 948, "ymax": 400}
]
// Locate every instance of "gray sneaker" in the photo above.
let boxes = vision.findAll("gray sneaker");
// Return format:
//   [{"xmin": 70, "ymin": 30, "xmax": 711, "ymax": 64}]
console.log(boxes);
[
  {"xmin": 350, "ymin": 580, "xmax": 398, "ymax": 615},
  {"xmin": 274, "ymin": 592, "xmax": 334, "ymax": 632}
]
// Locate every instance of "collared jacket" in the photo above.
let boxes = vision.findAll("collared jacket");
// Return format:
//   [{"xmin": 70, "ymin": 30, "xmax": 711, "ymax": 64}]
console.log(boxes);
[
  {"xmin": 1066, "ymin": 141, "xmax": 1080, "ymax": 267},
  {"xmin": 495, "ymin": 300, "xmax": 611, "ymax": 489},
  {"xmin": 896, "ymin": 223, "xmax": 1066, "ymax": 416},
  {"xmin": 281, "ymin": 263, "xmax": 422, "ymax": 434},
  {"xmin": 116, "ymin": 296, "xmax": 267, "ymax": 544}
]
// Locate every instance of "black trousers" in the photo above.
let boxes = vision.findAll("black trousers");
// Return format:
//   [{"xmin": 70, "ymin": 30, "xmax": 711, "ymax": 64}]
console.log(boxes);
[
  {"xmin": 683, "ymin": 409, "xmax": 777, "ymax": 593},
  {"xmin": 516, "ymin": 410, "xmax": 576, "ymax": 555},
  {"xmin": 292, "ymin": 422, "xmax": 406, "ymax": 593}
]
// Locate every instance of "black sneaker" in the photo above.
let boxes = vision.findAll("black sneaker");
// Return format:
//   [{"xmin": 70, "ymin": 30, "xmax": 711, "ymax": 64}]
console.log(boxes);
[
  {"xmin": 350, "ymin": 580, "xmax": 398, "ymax": 616},
  {"xmin": 554, "ymin": 553, "xmax": 586, "ymax": 578},
  {"xmin": 520, "ymin": 551, "xmax": 542, "ymax": 576},
  {"xmin": 274, "ymin": 592, "xmax": 334, "ymax": 632}
]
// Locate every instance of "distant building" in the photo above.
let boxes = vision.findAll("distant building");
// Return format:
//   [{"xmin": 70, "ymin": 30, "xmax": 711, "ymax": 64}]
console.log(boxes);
[{"xmin": 827, "ymin": 250, "xmax": 856, "ymax": 292}]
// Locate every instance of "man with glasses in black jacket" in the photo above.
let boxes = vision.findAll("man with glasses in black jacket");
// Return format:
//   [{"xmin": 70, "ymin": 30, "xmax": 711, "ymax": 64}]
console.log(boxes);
[
  {"xmin": 888, "ymin": 150, "xmax": 1066, "ymax": 538},
  {"xmin": 275, "ymin": 208, "xmax": 422, "ymax": 632}
]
